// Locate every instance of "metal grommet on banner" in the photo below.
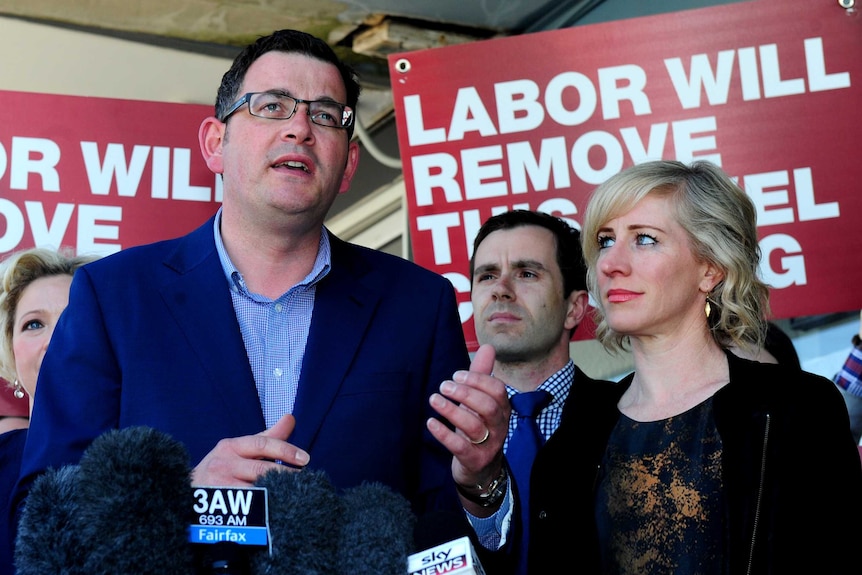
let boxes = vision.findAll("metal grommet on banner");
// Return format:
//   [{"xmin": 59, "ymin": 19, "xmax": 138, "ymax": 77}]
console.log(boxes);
[{"xmin": 394, "ymin": 58, "xmax": 411, "ymax": 73}]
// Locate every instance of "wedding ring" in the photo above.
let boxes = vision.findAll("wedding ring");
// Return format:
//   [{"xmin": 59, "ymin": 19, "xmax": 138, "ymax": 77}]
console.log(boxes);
[{"xmin": 470, "ymin": 427, "xmax": 490, "ymax": 445}]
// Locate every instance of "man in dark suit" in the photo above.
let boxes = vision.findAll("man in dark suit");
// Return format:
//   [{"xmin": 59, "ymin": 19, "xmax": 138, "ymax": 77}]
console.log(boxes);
[
  {"xmin": 11, "ymin": 29, "xmax": 469, "ymax": 544},
  {"xmin": 428, "ymin": 210, "xmax": 610, "ymax": 574}
]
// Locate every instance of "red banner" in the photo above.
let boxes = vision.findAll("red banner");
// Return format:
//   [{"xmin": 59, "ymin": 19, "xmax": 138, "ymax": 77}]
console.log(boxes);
[
  {"xmin": 0, "ymin": 91, "xmax": 219, "ymax": 258},
  {"xmin": 389, "ymin": 0, "xmax": 862, "ymax": 350}
]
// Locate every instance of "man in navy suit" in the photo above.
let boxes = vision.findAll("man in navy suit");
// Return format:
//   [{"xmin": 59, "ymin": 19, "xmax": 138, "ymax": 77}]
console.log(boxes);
[{"xmin": 11, "ymin": 29, "xmax": 470, "ymax": 547}]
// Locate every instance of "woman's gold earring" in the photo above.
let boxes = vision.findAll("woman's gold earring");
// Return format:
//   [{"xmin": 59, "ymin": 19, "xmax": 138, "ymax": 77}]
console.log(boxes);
[
  {"xmin": 13, "ymin": 380, "xmax": 25, "ymax": 399},
  {"xmin": 705, "ymin": 299, "xmax": 711, "ymax": 318}
]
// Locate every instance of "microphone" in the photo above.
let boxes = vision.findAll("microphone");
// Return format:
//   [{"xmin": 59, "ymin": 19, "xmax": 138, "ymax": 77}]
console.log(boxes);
[
  {"xmin": 249, "ymin": 467, "xmax": 341, "ymax": 575},
  {"xmin": 335, "ymin": 482, "xmax": 416, "ymax": 575},
  {"xmin": 409, "ymin": 511, "xmax": 487, "ymax": 575},
  {"xmin": 16, "ymin": 427, "xmax": 444, "ymax": 575},
  {"xmin": 15, "ymin": 426, "xmax": 196, "ymax": 575},
  {"xmin": 76, "ymin": 426, "xmax": 196, "ymax": 574},
  {"xmin": 14, "ymin": 465, "xmax": 83, "ymax": 575}
]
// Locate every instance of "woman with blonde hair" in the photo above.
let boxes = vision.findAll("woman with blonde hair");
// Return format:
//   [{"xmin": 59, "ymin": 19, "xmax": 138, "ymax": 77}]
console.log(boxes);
[
  {"xmin": 529, "ymin": 160, "xmax": 862, "ymax": 574},
  {"xmin": 0, "ymin": 246, "xmax": 97, "ymax": 573}
]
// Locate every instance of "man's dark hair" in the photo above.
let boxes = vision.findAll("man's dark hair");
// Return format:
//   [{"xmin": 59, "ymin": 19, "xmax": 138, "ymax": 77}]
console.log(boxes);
[
  {"xmin": 470, "ymin": 209, "xmax": 587, "ymax": 298},
  {"xmin": 215, "ymin": 29, "xmax": 361, "ymax": 139}
]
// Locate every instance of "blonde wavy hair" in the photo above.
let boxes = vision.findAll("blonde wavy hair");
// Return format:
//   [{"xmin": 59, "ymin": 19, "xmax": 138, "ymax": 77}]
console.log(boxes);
[
  {"xmin": 581, "ymin": 160, "xmax": 770, "ymax": 355},
  {"xmin": 0, "ymin": 247, "xmax": 98, "ymax": 384}
]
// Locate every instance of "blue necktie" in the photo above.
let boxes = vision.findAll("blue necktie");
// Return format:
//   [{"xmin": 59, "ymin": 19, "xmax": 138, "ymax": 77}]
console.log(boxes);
[{"xmin": 507, "ymin": 389, "xmax": 552, "ymax": 574}]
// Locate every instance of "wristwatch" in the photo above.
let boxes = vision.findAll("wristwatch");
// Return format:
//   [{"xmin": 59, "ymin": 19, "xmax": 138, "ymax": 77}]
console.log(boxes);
[{"xmin": 455, "ymin": 466, "xmax": 508, "ymax": 507}]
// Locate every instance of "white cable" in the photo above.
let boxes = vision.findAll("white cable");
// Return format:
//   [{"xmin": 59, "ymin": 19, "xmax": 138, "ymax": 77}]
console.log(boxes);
[{"xmin": 354, "ymin": 116, "xmax": 402, "ymax": 169}]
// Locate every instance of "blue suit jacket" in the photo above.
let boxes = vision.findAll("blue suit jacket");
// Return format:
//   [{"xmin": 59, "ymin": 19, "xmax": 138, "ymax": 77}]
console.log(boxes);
[{"xmin": 12, "ymin": 215, "xmax": 469, "ymax": 525}]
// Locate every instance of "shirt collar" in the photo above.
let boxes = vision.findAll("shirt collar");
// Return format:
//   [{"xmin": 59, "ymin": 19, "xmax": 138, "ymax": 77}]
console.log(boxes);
[
  {"xmin": 506, "ymin": 359, "xmax": 575, "ymax": 407},
  {"xmin": 212, "ymin": 207, "xmax": 332, "ymax": 297}
]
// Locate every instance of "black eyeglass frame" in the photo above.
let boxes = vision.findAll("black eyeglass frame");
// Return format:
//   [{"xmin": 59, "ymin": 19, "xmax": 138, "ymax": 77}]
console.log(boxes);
[{"xmin": 219, "ymin": 91, "xmax": 355, "ymax": 129}]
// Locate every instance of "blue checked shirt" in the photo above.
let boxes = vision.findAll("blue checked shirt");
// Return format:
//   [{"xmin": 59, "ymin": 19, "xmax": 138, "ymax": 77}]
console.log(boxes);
[{"xmin": 213, "ymin": 209, "xmax": 331, "ymax": 427}]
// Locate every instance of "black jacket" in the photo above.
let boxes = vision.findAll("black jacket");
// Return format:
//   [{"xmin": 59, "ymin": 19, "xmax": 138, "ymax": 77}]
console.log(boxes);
[{"xmin": 529, "ymin": 350, "xmax": 862, "ymax": 574}]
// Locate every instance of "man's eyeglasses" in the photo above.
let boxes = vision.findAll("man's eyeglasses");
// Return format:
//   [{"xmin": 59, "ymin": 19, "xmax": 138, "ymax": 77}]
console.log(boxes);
[{"xmin": 220, "ymin": 91, "xmax": 354, "ymax": 129}]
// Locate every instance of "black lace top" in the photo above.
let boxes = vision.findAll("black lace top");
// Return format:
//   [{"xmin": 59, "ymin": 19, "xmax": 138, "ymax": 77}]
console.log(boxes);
[{"xmin": 595, "ymin": 397, "xmax": 725, "ymax": 575}]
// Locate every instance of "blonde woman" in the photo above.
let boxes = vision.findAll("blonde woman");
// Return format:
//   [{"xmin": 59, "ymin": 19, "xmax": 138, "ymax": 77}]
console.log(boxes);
[
  {"xmin": 529, "ymin": 160, "xmax": 862, "ymax": 574},
  {"xmin": 0, "ymin": 247, "xmax": 97, "ymax": 573}
]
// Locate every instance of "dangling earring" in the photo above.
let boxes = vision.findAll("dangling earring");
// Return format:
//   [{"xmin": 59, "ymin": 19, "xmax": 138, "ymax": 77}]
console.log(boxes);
[
  {"xmin": 705, "ymin": 295, "xmax": 717, "ymax": 319},
  {"xmin": 13, "ymin": 379, "xmax": 25, "ymax": 399}
]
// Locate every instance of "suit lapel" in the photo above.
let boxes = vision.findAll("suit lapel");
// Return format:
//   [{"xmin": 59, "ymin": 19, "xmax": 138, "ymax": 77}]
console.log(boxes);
[
  {"xmin": 290, "ymin": 234, "xmax": 380, "ymax": 449},
  {"xmin": 160, "ymin": 217, "xmax": 265, "ymax": 433}
]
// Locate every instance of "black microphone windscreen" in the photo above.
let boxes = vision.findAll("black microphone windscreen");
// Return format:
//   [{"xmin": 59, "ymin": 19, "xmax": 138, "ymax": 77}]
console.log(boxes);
[
  {"xmin": 336, "ymin": 482, "xmax": 416, "ymax": 575},
  {"xmin": 251, "ymin": 468, "xmax": 341, "ymax": 575},
  {"xmin": 15, "ymin": 426, "xmax": 195, "ymax": 575},
  {"xmin": 75, "ymin": 426, "xmax": 195, "ymax": 575},
  {"xmin": 15, "ymin": 465, "xmax": 85, "ymax": 575}
]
